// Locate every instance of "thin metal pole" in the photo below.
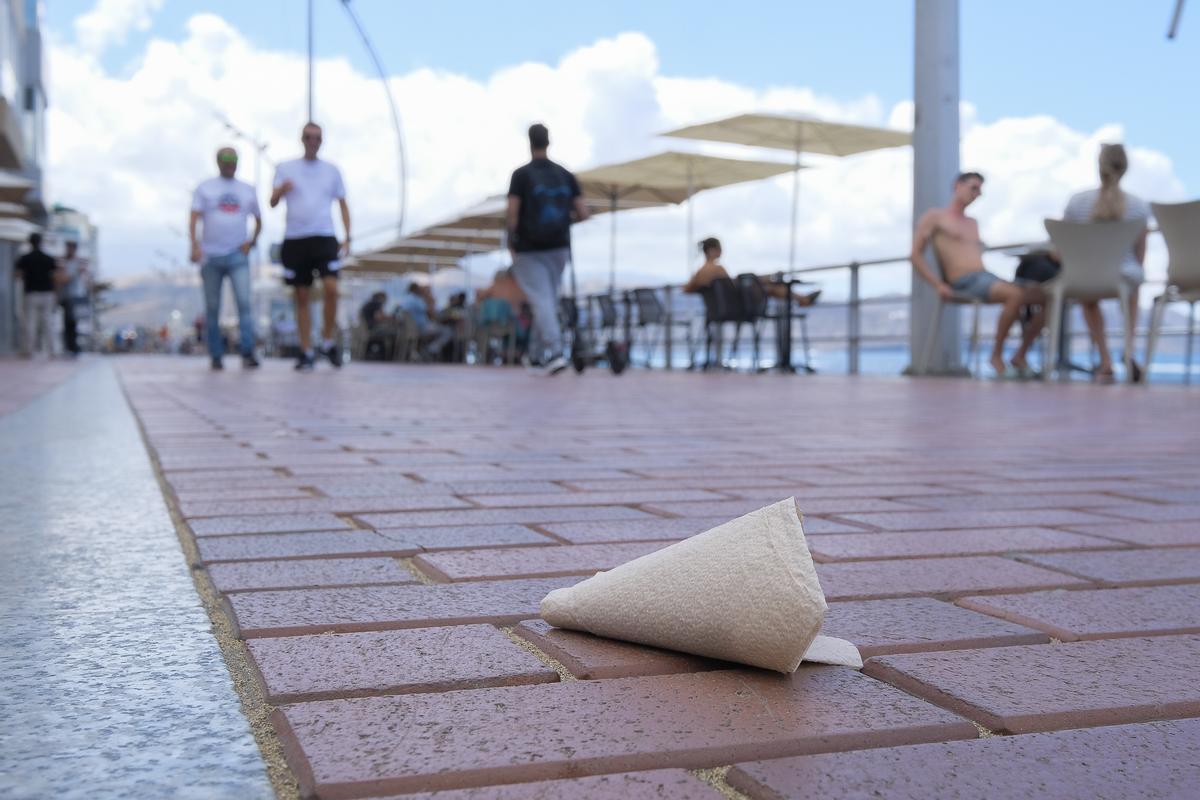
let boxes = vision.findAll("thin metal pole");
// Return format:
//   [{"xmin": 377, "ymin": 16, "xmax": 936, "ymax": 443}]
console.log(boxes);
[
  {"xmin": 788, "ymin": 128, "xmax": 802, "ymax": 272},
  {"xmin": 685, "ymin": 164, "xmax": 695, "ymax": 279},
  {"xmin": 1187, "ymin": 301, "xmax": 1195, "ymax": 385},
  {"xmin": 848, "ymin": 261, "xmax": 860, "ymax": 374},
  {"xmin": 307, "ymin": 0, "xmax": 314, "ymax": 121},
  {"xmin": 608, "ymin": 192, "xmax": 617, "ymax": 292},
  {"xmin": 1168, "ymin": 0, "xmax": 1185, "ymax": 38}
]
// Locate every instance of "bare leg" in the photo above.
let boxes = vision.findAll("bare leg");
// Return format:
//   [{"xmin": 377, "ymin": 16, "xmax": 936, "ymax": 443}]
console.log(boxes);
[
  {"xmin": 321, "ymin": 276, "xmax": 339, "ymax": 342},
  {"xmin": 1081, "ymin": 300, "xmax": 1112, "ymax": 374},
  {"xmin": 1126, "ymin": 285, "xmax": 1141, "ymax": 379},
  {"xmin": 295, "ymin": 286, "xmax": 312, "ymax": 352},
  {"xmin": 987, "ymin": 282, "xmax": 1024, "ymax": 374},
  {"xmin": 1012, "ymin": 287, "xmax": 1046, "ymax": 369}
]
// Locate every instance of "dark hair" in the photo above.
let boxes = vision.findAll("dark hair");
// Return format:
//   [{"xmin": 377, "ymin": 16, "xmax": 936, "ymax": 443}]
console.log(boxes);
[
  {"xmin": 371, "ymin": 291, "xmax": 386, "ymax": 302},
  {"xmin": 407, "ymin": 282, "xmax": 424, "ymax": 294},
  {"xmin": 956, "ymin": 171, "xmax": 984, "ymax": 184},
  {"xmin": 528, "ymin": 123, "xmax": 550, "ymax": 150},
  {"xmin": 29, "ymin": 232, "xmax": 41, "ymax": 247},
  {"xmin": 699, "ymin": 237, "xmax": 721, "ymax": 256}
]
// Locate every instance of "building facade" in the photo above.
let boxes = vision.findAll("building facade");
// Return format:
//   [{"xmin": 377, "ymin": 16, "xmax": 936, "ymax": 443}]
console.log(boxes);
[{"xmin": 0, "ymin": 0, "xmax": 48, "ymax": 355}]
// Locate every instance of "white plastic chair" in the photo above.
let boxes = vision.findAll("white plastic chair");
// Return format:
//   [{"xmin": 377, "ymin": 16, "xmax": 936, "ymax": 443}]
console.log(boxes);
[
  {"xmin": 1043, "ymin": 218, "xmax": 1145, "ymax": 382},
  {"xmin": 916, "ymin": 291, "xmax": 984, "ymax": 376},
  {"xmin": 1146, "ymin": 201, "xmax": 1200, "ymax": 383}
]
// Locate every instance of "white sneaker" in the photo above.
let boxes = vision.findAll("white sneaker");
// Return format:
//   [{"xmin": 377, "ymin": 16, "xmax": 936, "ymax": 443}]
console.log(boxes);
[{"xmin": 544, "ymin": 355, "xmax": 569, "ymax": 375}]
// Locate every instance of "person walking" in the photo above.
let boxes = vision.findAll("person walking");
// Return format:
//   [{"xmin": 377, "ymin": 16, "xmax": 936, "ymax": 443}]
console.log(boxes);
[
  {"xmin": 190, "ymin": 146, "xmax": 262, "ymax": 370},
  {"xmin": 57, "ymin": 240, "xmax": 89, "ymax": 357},
  {"xmin": 506, "ymin": 123, "xmax": 589, "ymax": 375},
  {"xmin": 271, "ymin": 122, "xmax": 351, "ymax": 372},
  {"xmin": 13, "ymin": 232, "xmax": 59, "ymax": 359}
]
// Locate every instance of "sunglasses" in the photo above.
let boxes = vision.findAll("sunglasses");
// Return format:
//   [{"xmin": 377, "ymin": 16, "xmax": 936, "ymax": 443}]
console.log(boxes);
[
  {"xmin": 217, "ymin": 154, "xmax": 239, "ymax": 164},
  {"xmin": 302, "ymin": 133, "xmax": 323, "ymax": 142}
]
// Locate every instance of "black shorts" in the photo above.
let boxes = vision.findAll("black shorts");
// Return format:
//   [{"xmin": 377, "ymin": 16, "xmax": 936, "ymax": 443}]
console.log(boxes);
[{"xmin": 281, "ymin": 236, "xmax": 340, "ymax": 287}]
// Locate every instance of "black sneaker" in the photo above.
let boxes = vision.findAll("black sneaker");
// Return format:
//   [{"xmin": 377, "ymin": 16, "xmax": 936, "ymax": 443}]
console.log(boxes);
[
  {"xmin": 294, "ymin": 352, "xmax": 316, "ymax": 372},
  {"xmin": 242, "ymin": 354, "xmax": 260, "ymax": 369},
  {"xmin": 320, "ymin": 344, "xmax": 343, "ymax": 368},
  {"xmin": 210, "ymin": 357, "xmax": 223, "ymax": 371}
]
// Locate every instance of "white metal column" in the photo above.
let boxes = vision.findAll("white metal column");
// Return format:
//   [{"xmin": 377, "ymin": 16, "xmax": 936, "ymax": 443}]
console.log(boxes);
[{"xmin": 908, "ymin": 0, "xmax": 965, "ymax": 374}]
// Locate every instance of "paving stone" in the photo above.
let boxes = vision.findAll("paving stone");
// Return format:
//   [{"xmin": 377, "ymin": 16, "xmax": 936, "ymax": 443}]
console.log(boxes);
[
  {"xmin": 313, "ymin": 480, "xmax": 566, "ymax": 497},
  {"xmin": 863, "ymin": 635, "xmax": 1200, "ymax": 734},
  {"xmin": 357, "ymin": 506, "xmax": 656, "ymax": 529},
  {"xmin": 512, "ymin": 619, "xmax": 725, "ymax": 679},
  {"xmin": 536, "ymin": 516, "xmax": 732, "ymax": 544},
  {"xmin": 807, "ymin": 528, "xmax": 1118, "ymax": 562},
  {"xmin": 414, "ymin": 542, "xmax": 670, "ymax": 582},
  {"xmin": 225, "ymin": 577, "xmax": 577, "ymax": 638},
  {"xmin": 898, "ymin": 492, "xmax": 1140, "ymax": 511},
  {"xmin": 272, "ymin": 667, "xmax": 976, "ymax": 796},
  {"xmin": 206, "ymin": 558, "xmax": 415, "ymax": 593},
  {"xmin": 833, "ymin": 509, "xmax": 1112, "ymax": 531},
  {"xmin": 1084, "ymin": 503, "xmax": 1200, "ymax": 523},
  {"xmin": 727, "ymin": 719, "xmax": 1200, "ymax": 800},
  {"xmin": 727, "ymin": 483, "xmax": 963, "ymax": 500},
  {"xmin": 819, "ymin": 597, "xmax": 1048, "ymax": 657},
  {"xmin": 1018, "ymin": 548, "xmax": 1200, "ymax": 587},
  {"xmin": 380, "ymin": 769, "xmax": 719, "ymax": 799},
  {"xmin": 957, "ymin": 585, "xmax": 1200, "ymax": 641},
  {"xmin": 817, "ymin": 556, "xmax": 1091, "ymax": 600},
  {"xmin": 563, "ymin": 478, "xmax": 795, "ymax": 492},
  {"xmin": 462, "ymin": 489, "xmax": 724, "ymax": 508},
  {"xmin": 196, "ymin": 530, "xmax": 419, "ymax": 563},
  {"xmin": 645, "ymin": 498, "xmax": 920, "ymax": 518},
  {"xmin": 1062, "ymin": 520, "xmax": 1200, "ymax": 547},
  {"xmin": 189, "ymin": 513, "xmax": 353, "ymax": 536},
  {"xmin": 178, "ymin": 494, "xmax": 469, "ymax": 518},
  {"xmin": 172, "ymin": 487, "xmax": 315, "ymax": 502},
  {"xmin": 376, "ymin": 524, "xmax": 555, "ymax": 550},
  {"xmin": 245, "ymin": 626, "xmax": 557, "ymax": 703}
]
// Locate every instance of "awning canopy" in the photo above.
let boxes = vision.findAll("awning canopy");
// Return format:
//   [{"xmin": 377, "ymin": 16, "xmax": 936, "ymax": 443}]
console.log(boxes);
[
  {"xmin": 0, "ymin": 172, "xmax": 32, "ymax": 204},
  {"xmin": 576, "ymin": 151, "xmax": 795, "ymax": 199},
  {"xmin": 342, "ymin": 251, "xmax": 463, "ymax": 276},
  {"xmin": 661, "ymin": 113, "xmax": 911, "ymax": 156}
]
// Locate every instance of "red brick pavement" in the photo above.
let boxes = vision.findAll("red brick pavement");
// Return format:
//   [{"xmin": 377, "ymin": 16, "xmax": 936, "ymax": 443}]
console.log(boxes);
[{"xmin": 115, "ymin": 358, "xmax": 1200, "ymax": 798}]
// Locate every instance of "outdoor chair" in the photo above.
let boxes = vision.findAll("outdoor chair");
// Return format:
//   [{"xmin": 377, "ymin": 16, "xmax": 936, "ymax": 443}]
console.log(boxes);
[
  {"xmin": 349, "ymin": 323, "xmax": 368, "ymax": 361},
  {"xmin": 1043, "ymin": 218, "xmax": 1145, "ymax": 382},
  {"xmin": 736, "ymin": 273, "xmax": 815, "ymax": 373},
  {"xmin": 698, "ymin": 277, "xmax": 749, "ymax": 369},
  {"xmin": 630, "ymin": 287, "xmax": 694, "ymax": 368},
  {"xmin": 1146, "ymin": 201, "xmax": 1200, "ymax": 383},
  {"xmin": 390, "ymin": 312, "xmax": 420, "ymax": 363},
  {"xmin": 915, "ymin": 287, "xmax": 985, "ymax": 376},
  {"xmin": 472, "ymin": 299, "xmax": 517, "ymax": 365}
]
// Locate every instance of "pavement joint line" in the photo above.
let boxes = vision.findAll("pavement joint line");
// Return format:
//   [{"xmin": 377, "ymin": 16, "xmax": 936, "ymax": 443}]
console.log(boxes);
[
  {"xmin": 498, "ymin": 626, "xmax": 577, "ymax": 682},
  {"xmin": 397, "ymin": 556, "xmax": 440, "ymax": 585},
  {"xmin": 525, "ymin": 522, "xmax": 572, "ymax": 544},
  {"xmin": 971, "ymin": 721, "xmax": 998, "ymax": 738},
  {"xmin": 690, "ymin": 766, "xmax": 753, "ymax": 800},
  {"xmin": 121, "ymin": 385, "xmax": 301, "ymax": 800}
]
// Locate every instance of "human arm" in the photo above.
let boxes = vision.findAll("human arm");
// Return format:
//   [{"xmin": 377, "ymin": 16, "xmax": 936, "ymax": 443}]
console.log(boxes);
[
  {"xmin": 506, "ymin": 195, "xmax": 520, "ymax": 260},
  {"xmin": 1134, "ymin": 227, "xmax": 1148, "ymax": 265},
  {"xmin": 910, "ymin": 210, "xmax": 953, "ymax": 299},
  {"xmin": 240, "ymin": 214, "xmax": 262, "ymax": 255},
  {"xmin": 338, "ymin": 198, "xmax": 351, "ymax": 256},
  {"xmin": 189, "ymin": 210, "xmax": 203, "ymax": 263},
  {"xmin": 270, "ymin": 166, "xmax": 292, "ymax": 208},
  {"xmin": 569, "ymin": 174, "xmax": 589, "ymax": 223}
]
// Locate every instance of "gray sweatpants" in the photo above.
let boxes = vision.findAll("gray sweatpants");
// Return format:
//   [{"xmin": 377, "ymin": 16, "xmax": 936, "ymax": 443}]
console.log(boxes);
[{"xmin": 511, "ymin": 247, "xmax": 569, "ymax": 363}]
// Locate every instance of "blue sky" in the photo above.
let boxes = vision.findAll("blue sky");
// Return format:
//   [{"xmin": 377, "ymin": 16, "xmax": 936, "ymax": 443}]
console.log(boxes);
[{"xmin": 49, "ymin": 0, "xmax": 1200, "ymax": 192}]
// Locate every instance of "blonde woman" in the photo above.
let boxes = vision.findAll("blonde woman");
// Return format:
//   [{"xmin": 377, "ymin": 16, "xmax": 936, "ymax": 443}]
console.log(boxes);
[{"xmin": 1063, "ymin": 144, "xmax": 1150, "ymax": 382}]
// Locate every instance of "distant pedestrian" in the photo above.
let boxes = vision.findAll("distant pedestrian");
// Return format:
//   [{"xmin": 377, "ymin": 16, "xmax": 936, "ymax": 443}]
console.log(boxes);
[
  {"xmin": 57, "ymin": 240, "xmax": 89, "ymax": 357},
  {"xmin": 506, "ymin": 123, "xmax": 589, "ymax": 375},
  {"xmin": 271, "ymin": 122, "xmax": 351, "ymax": 372},
  {"xmin": 190, "ymin": 146, "xmax": 262, "ymax": 370},
  {"xmin": 13, "ymin": 232, "xmax": 58, "ymax": 359}
]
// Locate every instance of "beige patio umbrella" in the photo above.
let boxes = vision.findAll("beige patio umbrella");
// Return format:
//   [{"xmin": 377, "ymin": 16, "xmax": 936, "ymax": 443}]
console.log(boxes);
[
  {"xmin": 576, "ymin": 151, "xmax": 795, "ymax": 280},
  {"xmin": 342, "ymin": 252, "xmax": 462, "ymax": 276},
  {"xmin": 662, "ymin": 113, "xmax": 911, "ymax": 269},
  {"xmin": 0, "ymin": 173, "xmax": 32, "ymax": 205}
]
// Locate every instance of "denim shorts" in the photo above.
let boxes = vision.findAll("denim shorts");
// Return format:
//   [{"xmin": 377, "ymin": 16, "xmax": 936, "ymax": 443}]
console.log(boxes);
[{"xmin": 951, "ymin": 270, "xmax": 1001, "ymax": 301}]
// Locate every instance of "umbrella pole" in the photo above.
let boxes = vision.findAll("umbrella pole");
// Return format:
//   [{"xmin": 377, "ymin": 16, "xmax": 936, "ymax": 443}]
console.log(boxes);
[
  {"xmin": 609, "ymin": 192, "xmax": 617, "ymax": 293},
  {"xmin": 686, "ymin": 165, "xmax": 695, "ymax": 279},
  {"xmin": 789, "ymin": 133, "xmax": 802, "ymax": 273}
]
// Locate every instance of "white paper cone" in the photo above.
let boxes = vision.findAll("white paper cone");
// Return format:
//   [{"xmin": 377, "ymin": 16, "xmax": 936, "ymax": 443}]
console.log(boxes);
[{"xmin": 541, "ymin": 498, "xmax": 858, "ymax": 673}]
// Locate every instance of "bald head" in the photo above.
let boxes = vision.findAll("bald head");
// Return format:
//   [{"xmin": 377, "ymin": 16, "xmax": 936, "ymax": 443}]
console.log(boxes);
[{"xmin": 216, "ymin": 147, "xmax": 238, "ymax": 178}]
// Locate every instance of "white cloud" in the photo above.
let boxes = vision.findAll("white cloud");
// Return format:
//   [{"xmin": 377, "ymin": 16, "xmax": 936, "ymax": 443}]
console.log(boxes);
[
  {"xmin": 74, "ymin": 0, "xmax": 163, "ymax": 54},
  {"xmin": 46, "ymin": 17, "xmax": 1188, "ymax": 303}
]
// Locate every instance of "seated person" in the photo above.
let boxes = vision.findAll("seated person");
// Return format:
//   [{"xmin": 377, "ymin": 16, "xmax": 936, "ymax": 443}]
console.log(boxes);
[
  {"xmin": 911, "ymin": 171, "xmax": 1044, "ymax": 376},
  {"xmin": 436, "ymin": 292, "xmax": 469, "ymax": 361},
  {"xmin": 1062, "ymin": 143, "xmax": 1149, "ymax": 383},
  {"xmin": 476, "ymin": 268, "xmax": 527, "ymax": 307},
  {"xmin": 358, "ymin": 291, "xmax": 390, "ymax": 360},
  {"xmin": 398, "ymin": 282, "xmax": 453, "ymax": 361},
  {"xmin": 683, "ymin": 237, "xmax": 820, "ymax": 305}
]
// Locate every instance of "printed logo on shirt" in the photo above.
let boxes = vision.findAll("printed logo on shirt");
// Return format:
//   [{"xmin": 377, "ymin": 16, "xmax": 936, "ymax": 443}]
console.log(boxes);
[{"xmin": 218, "ymin": 193, "xmax": 242, "ymax": 213}]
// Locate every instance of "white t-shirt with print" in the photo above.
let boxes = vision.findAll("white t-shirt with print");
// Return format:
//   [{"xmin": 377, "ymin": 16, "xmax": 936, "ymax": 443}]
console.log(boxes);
[
  {"xmin": 191, "ymin": 177, "xmax": 261, "ymax": 258},
  {"xmin": 1063, "ymin": 188, "xmax": 1150, "ymax": 283},
  {"xmin": 273, "ymin": 158, "xmax": 347, "ymax": 240}
]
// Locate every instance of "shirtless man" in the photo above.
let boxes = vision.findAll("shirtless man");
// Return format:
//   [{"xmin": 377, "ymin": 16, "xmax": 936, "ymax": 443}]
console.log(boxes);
[{"xmin": 911, "ymin": 172, "xmax": 1044, "ymax": 376}]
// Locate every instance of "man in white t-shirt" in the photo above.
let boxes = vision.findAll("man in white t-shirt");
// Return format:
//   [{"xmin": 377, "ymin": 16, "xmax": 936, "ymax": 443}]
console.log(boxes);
[
  {"xmin": 190, "ymin": 146, "xmax": 262, "ymax": 370},
  {"xmin": 270, "ymin": 122, "xmax": 352, "ymax": 371}
]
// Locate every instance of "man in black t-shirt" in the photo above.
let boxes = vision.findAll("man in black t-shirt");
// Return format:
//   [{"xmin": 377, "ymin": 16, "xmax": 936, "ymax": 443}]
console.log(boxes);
[
  {"xmin": 14, "ymin": 233, "xmax": 59, "ymax": 358},
  {"xmin": 506, "ymin": 123, "xmax": 589, "ymax": 374}
]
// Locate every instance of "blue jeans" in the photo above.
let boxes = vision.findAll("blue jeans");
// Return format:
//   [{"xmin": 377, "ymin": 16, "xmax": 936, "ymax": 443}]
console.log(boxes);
[{"xmin": 201, "ymin": 251, "xmax": 255, "ymax": 358}]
